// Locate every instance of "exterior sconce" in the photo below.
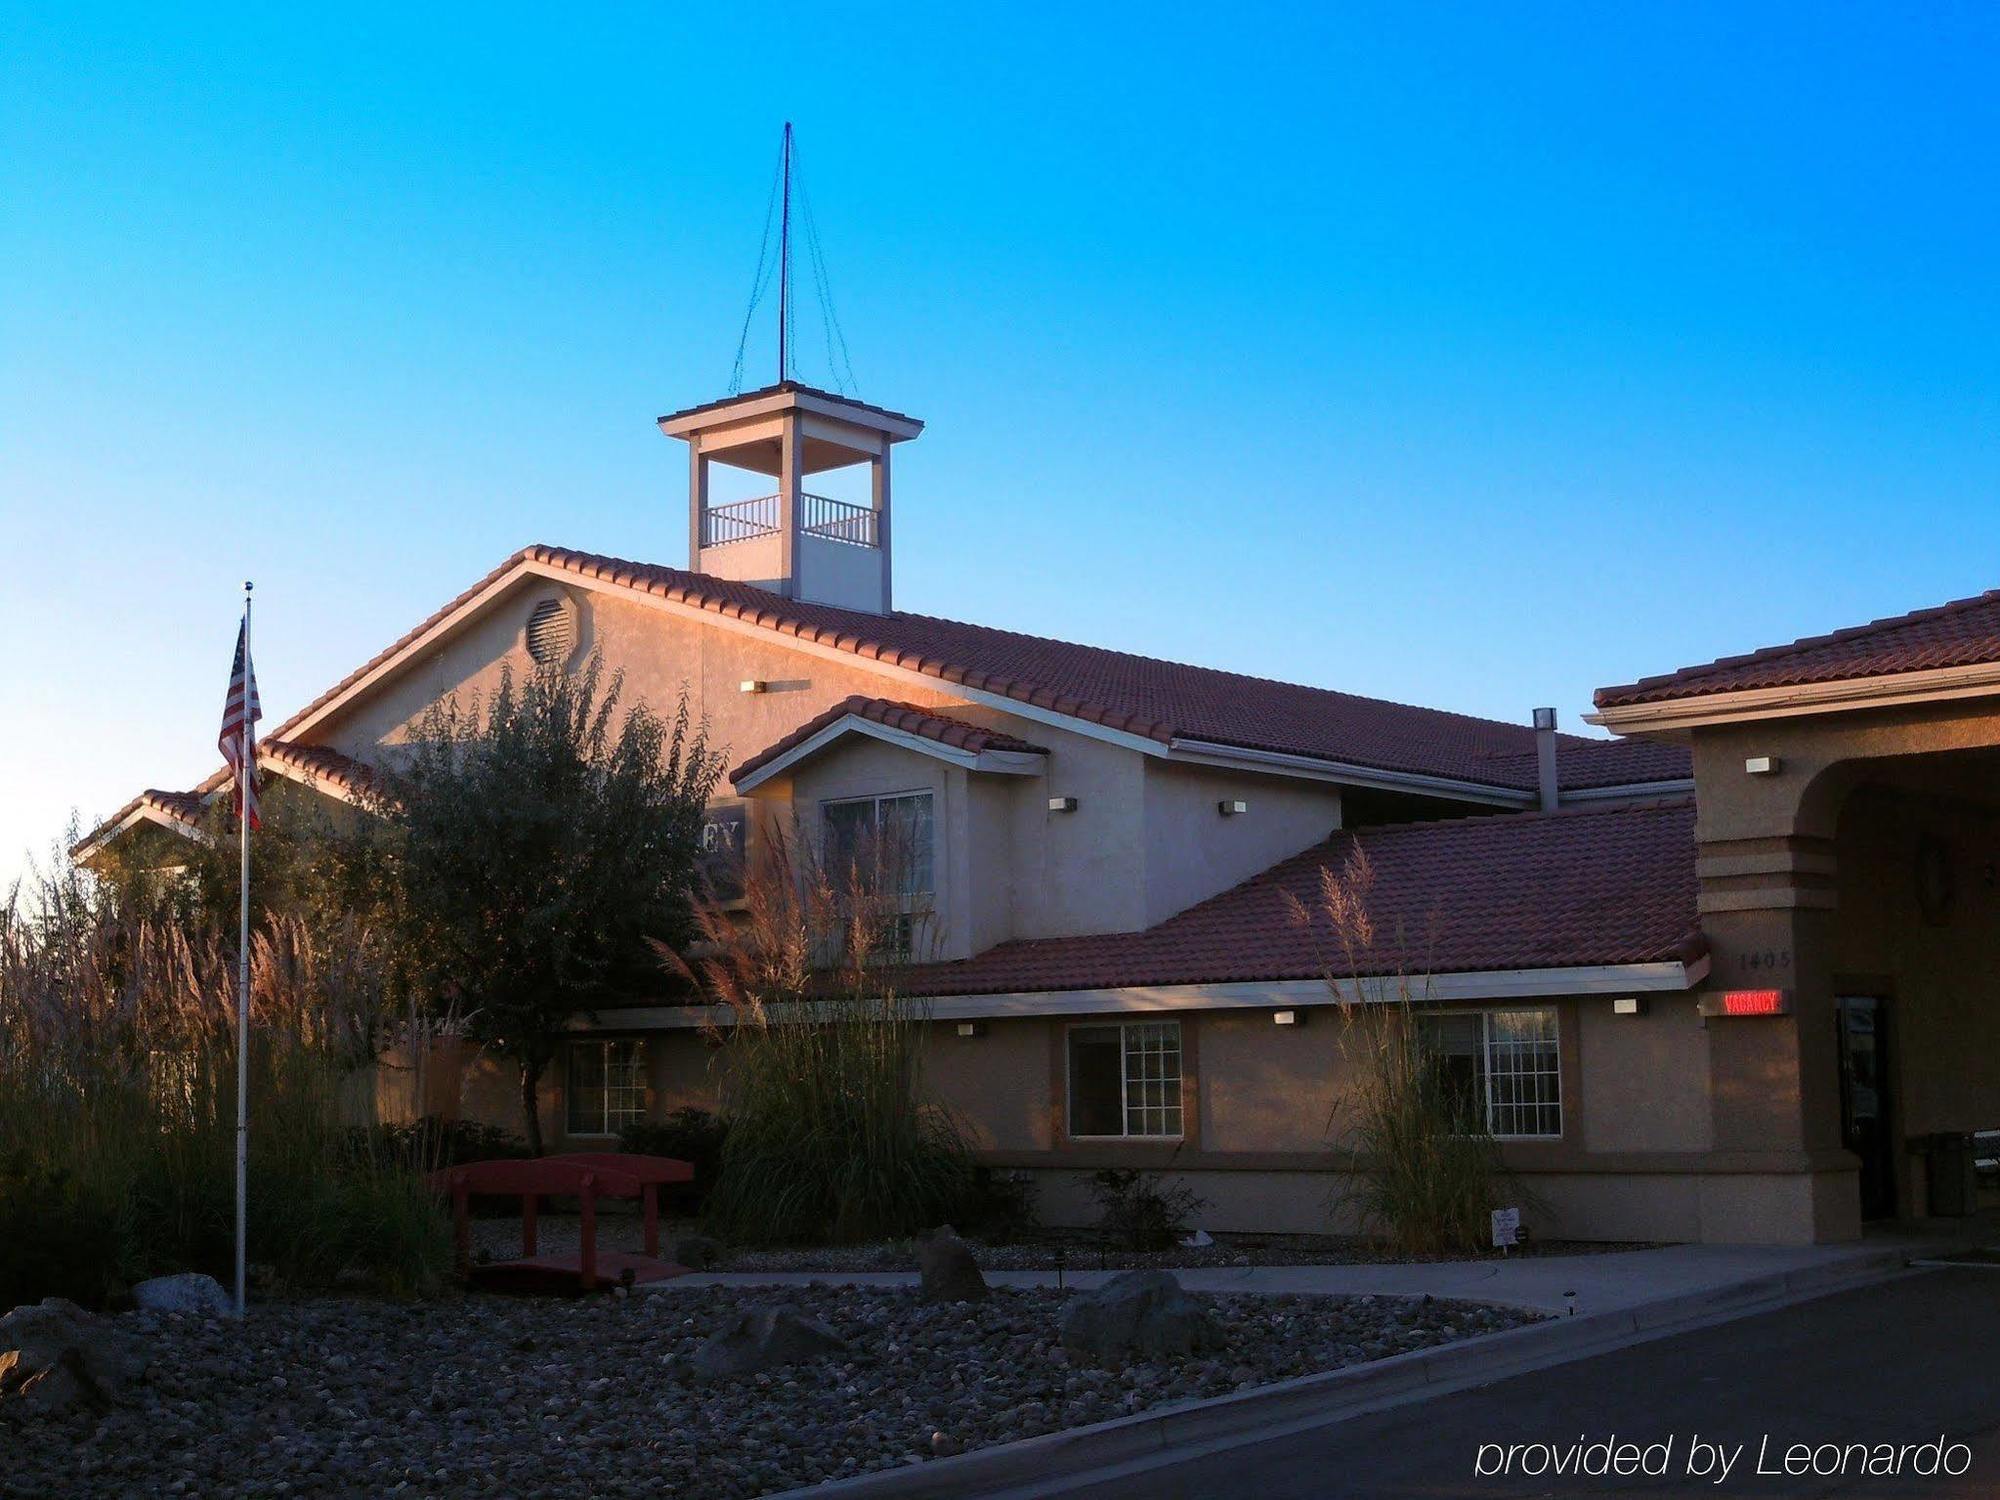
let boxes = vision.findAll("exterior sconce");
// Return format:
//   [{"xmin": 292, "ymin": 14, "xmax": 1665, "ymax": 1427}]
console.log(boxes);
[
  {"xmin": 739, "ymin": 680, "xmax": 768, "ymax": 694},
  {"xmin": 1744, "ymin": 756, "xmax": 1780, "ymax": 776},
  {"xmin": 1218, "ymin": 799, "xmax": 1249, "ymax": 817},
  {"xmin": 1611, "ymin": 996, "xmax": 1646, "ymax": 1017},
  {"xmin": 955, "ymin": 1021, "xmax": 987, "ymax": 1038},
  {"xmin": 1272, "ymin": 1009, "xmax": 1302, "ymax": 1026},
  {"xmin": 1048, "ymin": 796, "xmax": 1079, "ymax": 813}
]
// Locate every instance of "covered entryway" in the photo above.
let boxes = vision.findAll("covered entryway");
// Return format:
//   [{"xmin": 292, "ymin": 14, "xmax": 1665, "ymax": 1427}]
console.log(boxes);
[{"xmin": 1593, "ymin": 590, "xmax": 2000, "ymax": 1243}]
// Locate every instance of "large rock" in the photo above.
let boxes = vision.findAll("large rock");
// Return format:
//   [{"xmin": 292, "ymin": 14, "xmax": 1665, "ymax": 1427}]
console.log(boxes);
[
  {"xmin": 691, "ymin": 1305, "xmax": 852, "ymax": 1380},
  {"xmin": 917, "ymin": 1229, "xmax": 988, "ymax": 1303},
  {"xmin": 1058, "ymin": 1270, "xmax": 1224, "ymax": 1365},
  {"xmin": 0, "ymin": 1299, "xmax": 150, "ymax": 1416},
  {"xmin": 131, "ymin": 1273, "xmax": 232, "ymax": 1318}
]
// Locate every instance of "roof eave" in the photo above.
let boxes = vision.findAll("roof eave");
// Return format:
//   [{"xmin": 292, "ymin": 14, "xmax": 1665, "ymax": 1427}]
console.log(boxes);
[{"xmin": 1590, "ymin": 659, "xmax": 2000, "ymax": 735}]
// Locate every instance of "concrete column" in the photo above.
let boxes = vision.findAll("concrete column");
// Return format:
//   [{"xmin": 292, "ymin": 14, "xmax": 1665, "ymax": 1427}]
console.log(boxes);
[
  {"xmin": 778, "ymin": 415, "xmax": 801, "ymax": 599},
  {"xmin": 687, "ymin": 444, "xmax": 708, "ymax": 570},
  {"xmin": 872, "ymin": 451, "xmax": 892, "ymax": 614},
  {"xmin": 1691, "ymin": 731, "xmax": 1858, "ymax": 1241}
]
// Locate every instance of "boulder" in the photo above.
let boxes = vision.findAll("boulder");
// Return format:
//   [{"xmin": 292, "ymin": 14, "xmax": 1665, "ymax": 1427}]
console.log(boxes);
[
  {"xmin": 0, "ymin": 1299, "xmax": 150, "ymax": 1416},
  {"xmin": 671, "ymin": 1234, "xmax": 723, "ymax": 1271},
  {"xmin": 1058, "ymin": 1270, "xmax": 1224, "ymax": 1365},
  {"xmin": 691, "ymin": 1305, "xmax": 852, "ymax": 1380},
  {"xmin": 917, "ymin": 1229, "xmax": 988, "ymax": 1303},
  {"xmin": 131, "ymin": 1273, "xmax": 232, "ymax": 1318}
]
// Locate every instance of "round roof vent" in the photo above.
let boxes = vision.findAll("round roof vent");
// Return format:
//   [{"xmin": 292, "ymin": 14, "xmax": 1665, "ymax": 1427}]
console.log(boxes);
[{"xmin": 525, "ymin": 596, "xmax": 577, "ymax": 668}]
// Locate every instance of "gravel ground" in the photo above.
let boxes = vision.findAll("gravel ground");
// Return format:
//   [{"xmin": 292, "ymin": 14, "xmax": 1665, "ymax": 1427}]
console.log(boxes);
[
  {"xmin": 472, "ymin": 1213, "xmax": 1651, "ymax": 1271},
  {"xmin": 3, "ymin": 1286, "xmax": 1536, "ymax": 1499}
]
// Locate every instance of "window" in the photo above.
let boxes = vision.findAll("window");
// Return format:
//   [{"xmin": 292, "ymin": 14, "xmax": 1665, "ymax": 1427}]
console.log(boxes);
[
  {"xmin": 823, "ymin": 791, "xmax": 935, "ymax": 958},
  {"xmin": 822, "ymin": 791, "xmax": 934, "ymax": 896},
  {"xmin": 1067, "ymin": 1021, "xmax": 1184, "ymax": 1138},
  {"xmin": 1418, "ymin": 1008, "xmax": 1562, "ymax": 1138},
  {"xmin": 566, "ymin": 1040, "xmax": 647, "ymax": 1136}
]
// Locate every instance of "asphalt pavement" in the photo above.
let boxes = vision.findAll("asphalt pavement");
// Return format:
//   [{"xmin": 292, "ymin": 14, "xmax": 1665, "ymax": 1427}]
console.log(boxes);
[{"xmin": 1061, "ymin": 1267, "xmax": 2000, "ymax": 1499}]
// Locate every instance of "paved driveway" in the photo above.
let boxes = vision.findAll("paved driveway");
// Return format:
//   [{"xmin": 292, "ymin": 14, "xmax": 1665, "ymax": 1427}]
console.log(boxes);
[{"xmin": 1065, "ymin": 1268, "xmax": 1999, "ymax": 1498}]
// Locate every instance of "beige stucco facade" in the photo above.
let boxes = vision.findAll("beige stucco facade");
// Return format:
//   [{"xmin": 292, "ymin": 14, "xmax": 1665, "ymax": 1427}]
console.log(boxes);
[{"xmin": 94, "ymin": 383, "xmax": 2000, "ymax": 1251}]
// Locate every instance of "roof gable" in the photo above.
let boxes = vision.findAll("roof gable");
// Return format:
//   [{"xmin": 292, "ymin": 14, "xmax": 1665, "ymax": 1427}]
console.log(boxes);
[{"xmin": 731, "ymin": 697, "xmax": 1047, "ymax": 792}]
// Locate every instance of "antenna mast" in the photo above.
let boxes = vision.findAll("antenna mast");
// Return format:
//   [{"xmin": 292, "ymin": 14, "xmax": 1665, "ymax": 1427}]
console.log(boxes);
[{"xmin": 777, "ymin": 121, "xmax": 793, "ymax": 384}]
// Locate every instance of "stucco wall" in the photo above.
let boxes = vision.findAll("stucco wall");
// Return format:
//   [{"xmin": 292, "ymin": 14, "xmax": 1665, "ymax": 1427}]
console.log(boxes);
[
  {"xmin": 1140, "ymin": 760, "xmax": 1342, "ymax": 926},
  {"xmin": 322, "ymin": 580, "xmax": 966, "ymax": 772},
  {"xmin": 1577, "ymin": 993, "xmax": 1713, "ymax": 1154},
  {"xmin": 1833, "ymin": 783, "xmax": 2000, "ymax": 1141}
]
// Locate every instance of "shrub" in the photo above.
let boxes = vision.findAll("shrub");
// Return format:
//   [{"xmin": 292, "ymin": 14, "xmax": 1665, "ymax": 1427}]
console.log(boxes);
[
  {"xmin": 664, "ymin": 827, "xmax": 971, "ymax": 1245},
  {"xmin": 358, "ymin": 1116, "xmax": 532, "ymax": 1174},
  {"xmin": 0, "ymin": 1155, "xmax": 122, "ymax": 1309},
  {"xmin": 957, "ymin": 1166, "xmax": 1040, "ymax": 1244},
  {"xmin": 0, "ymin": 864, "xmax": 450, "ymax": 1306},
  {"xmin": 1283, "ymin": 845, "xmax": 1510, "ymax": 1256},
  {"xmin": 1089, "ymin": 1168, "xmax": 1207, "ymax": 1252},
  {"xmin": 619, "ymin": 1108, "xmax": 729, "ymax": 1210}
]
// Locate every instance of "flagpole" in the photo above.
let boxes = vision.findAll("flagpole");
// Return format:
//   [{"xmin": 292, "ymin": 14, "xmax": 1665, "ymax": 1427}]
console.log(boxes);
[{"xmin": 235, "ymin": 580, "xmax": 253, "ymax": 1320}]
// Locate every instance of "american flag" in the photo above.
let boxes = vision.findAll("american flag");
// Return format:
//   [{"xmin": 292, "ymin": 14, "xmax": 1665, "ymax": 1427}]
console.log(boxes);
[{"xmin": 219, "ymin": 616, "xmax": 263, "ymax": 828}]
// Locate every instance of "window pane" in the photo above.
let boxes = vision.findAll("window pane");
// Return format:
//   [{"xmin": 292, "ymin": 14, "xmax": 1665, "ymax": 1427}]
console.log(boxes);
[
  {"xmin": 1484, "ymin": 1009, "xmax": 1561, "ymax": 1137},
  {"xmin": 1068, "ymin": 1027, "xmax": 1125, "ymax": 1136},
  {"xmin": 822, "ymin": 799, "xmax": 874, "ymax": 876},
  {"xmin": 880, "ymin": 792, "xmax": 934, "ymax": 896},
  {"xmin": 1123, "ymin": 1022, "xmax": 1182, "ymax": 1137},
  {"xmin": 604, "ymin": 1040, "xmax": 647, "ymax": 1131},
  {"xmin": 1418, "ymin": 1013, "xmax": 1485, "ymax": 1128}
]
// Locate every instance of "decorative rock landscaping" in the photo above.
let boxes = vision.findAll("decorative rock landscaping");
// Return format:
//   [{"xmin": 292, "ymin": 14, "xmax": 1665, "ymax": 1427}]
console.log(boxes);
[{"xmin": 2, "ymin": 1284, "xmax": 1535, "ymax": 1498}]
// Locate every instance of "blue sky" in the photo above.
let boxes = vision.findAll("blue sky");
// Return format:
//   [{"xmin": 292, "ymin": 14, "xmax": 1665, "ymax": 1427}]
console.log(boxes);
[{"xmin": 4, "ymin": 3, "xmax": 1998, "ymax": 887}]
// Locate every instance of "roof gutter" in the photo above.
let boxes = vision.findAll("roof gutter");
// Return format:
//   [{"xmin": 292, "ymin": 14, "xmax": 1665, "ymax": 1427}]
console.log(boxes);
[
  {"xmin": 1589, "ymin": 660, "xmax": 2000, "ymax": 735},
  {"xmin": 571, "ymin": 957, "xmax": 1709, "ymax": 1032},
  {"xmin": 1165, "ymin": 738, "xmax": 1535, "ymax": 807}
]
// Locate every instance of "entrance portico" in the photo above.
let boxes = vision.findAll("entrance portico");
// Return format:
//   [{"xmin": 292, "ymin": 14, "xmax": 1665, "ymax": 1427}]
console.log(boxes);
[{"xmin": 1597, "ymin": 607, "xmax": 2000, "ymax": 1243}]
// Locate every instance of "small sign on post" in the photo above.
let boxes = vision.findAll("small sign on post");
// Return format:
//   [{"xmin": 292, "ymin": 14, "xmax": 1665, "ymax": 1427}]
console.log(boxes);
[{"xmin": 1490, "ymin": 1206, "xmax": 1522, "ymax": 1252}]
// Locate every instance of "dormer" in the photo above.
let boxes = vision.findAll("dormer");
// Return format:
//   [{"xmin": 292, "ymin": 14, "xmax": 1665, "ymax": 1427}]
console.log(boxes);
[{"xmin": 658, "ymin": 381, "xmax": 923, "ymax": 615}]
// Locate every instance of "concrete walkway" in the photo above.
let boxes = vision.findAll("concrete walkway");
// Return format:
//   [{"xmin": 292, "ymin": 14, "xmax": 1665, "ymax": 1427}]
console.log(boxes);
[{"xmin": 651, "ymin": 1233, "xmax": 1942, "ymax": 1318}]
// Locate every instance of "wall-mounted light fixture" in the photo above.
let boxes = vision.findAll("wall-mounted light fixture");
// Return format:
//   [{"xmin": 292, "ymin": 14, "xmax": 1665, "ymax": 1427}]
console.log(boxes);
[
  {"xmin": 1744, "ymin": 755, "xmax": 1780, "ymax": 776},
  {"xmin": 1272, "ymin": 1009, "xmax": 1302, "ymax": 1026},
  {"xmin": 1218, "ymin": 799, "xmax": 1249, "ymax": 817},
  {"xmin": 955, "ymin": 1020, "xmax": 987, "ymax": 1039},
  {"xmin": 739, "ymin": 680, "xmax": 768, "ymax": 694},
  {"xmin": 1611, "ymin": 996, "xmax": 1646, "ymax": 1017},
  {"xmin": 1048, "ymin": 796, "xmax": 1079, "ymax": 814}
]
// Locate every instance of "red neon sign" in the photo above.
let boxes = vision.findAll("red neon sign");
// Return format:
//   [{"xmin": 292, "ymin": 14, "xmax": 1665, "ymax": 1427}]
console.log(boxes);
[{"xmin": 1720, "ymin": 988, "xmax": 1788, "ymax": 1016}]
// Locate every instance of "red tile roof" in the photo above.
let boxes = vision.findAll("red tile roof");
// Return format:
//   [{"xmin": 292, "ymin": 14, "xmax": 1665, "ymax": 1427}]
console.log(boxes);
[
  {"xmin": 891, "ymin": 799, "xmax": 1700, "ymax": 996},
  {"xmin": 256, "ymin": 740, "xmax": 376, "ymax": 797},
  {"xmin": 517, "ymin": 546, "xmax": 1684, "ymax": 793},
  {"xmin": 76, "ymin": 742, "xmax": 374, "ymax": 856},
  {"xmin": 731, "ymin": 696, "xmax": 1046, "ymax": 786},
  {"xmin": 84, "ymin": 543, "xmax": 1689, "ymax": 855},
  {"xmin": 1597, "ymin": 588, "xmax": 2000, "ymax": 709}
]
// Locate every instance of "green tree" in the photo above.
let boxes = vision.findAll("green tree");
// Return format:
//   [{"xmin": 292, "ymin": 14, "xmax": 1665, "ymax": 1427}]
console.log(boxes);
[{"xmin": 368, "ymin": 658, "xmax": 721, "ymax": 1152}]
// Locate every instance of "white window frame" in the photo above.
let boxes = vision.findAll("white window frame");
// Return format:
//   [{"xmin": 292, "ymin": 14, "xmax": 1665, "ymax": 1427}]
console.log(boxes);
[
  {"xmin": 565, "ymin": 1039, "xmax": 648, "ymax": 1138},
  {"xmin": 1420, "ymin": 1006, "xmax": 1564, "ymax": 1141},
  {"xmin": 1064, "ymin": 1020, "xmax": 1186, "ymax": 1141}
]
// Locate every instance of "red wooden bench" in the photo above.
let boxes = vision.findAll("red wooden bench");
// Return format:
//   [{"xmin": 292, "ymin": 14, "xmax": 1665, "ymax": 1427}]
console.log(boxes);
[{"xmin": 431, "ymin": 1152, "xmax": 696, "ymax": 1293}]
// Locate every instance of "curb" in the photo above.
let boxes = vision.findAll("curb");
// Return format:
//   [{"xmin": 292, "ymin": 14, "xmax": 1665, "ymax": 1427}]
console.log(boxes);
[{"xmin": 771, "ymin": 1245, "xmax": 1917, "ymax": 1500}]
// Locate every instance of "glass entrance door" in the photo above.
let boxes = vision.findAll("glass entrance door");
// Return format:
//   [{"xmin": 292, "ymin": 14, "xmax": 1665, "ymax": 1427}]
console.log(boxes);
[{"xmin": 1835, "ymin": 995, "xmax": 1896, "ymax": 1220}]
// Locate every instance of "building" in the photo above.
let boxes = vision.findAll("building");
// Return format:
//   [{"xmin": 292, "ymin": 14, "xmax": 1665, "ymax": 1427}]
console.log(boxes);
[{"xmin": 81, "ymin": 380, "xmax": 1999, "ymax": 1245}]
